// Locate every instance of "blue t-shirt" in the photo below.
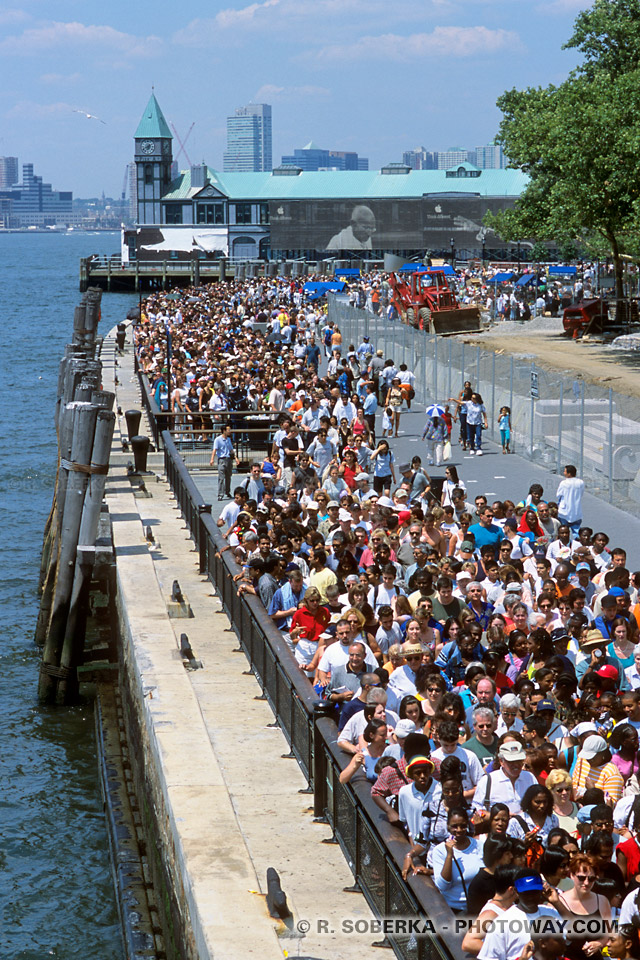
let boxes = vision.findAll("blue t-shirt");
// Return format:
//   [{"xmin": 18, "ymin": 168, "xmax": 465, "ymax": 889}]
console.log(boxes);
[{"xmin": 468, "ymin": 521, "xmax": 503, "ymax": 554}]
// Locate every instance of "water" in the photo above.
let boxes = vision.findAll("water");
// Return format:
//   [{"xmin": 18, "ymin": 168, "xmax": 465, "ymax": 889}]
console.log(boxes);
[{"xmin": 0, "ymin": 232, "xmax": 138, "ymax": 960}]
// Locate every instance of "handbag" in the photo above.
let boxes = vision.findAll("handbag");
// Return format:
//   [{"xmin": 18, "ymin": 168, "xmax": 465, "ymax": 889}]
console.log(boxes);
[{"xmin": 443, "ymin": 440, "xmax": 452, "ymax": 462}]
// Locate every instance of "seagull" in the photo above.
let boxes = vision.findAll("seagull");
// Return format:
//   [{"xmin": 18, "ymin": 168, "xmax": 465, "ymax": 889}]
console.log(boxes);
[{"xmin": 72, "ymin": 108, "xmax": 107, "ymax": 124}]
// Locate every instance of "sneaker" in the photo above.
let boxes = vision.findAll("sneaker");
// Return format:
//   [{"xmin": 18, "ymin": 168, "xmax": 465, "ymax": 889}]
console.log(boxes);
[
  {"xmin": 469, "ymin": 450, "xmax": 476, "ymax": 455},
  {"xmin": 476, "ymin": 450, "xmax": 483, "ymax": 456}
]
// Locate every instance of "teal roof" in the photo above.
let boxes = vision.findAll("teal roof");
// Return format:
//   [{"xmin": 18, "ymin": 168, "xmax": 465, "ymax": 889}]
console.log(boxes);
[
  {"xmin": 135, "ymin": 93, "xmax": 172, "ymax": 140},
  {"xmin": 162, "ymin": 166, "xmax": 527, "ymax": 202}
]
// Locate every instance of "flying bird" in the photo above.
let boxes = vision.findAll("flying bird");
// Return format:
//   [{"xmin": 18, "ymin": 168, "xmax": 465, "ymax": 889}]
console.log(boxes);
[{"xmin": 72, "ymin": 108, "xmax": 107, "ymax": 124}]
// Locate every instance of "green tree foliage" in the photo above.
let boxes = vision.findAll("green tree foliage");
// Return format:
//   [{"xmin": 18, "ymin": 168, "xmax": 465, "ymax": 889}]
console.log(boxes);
[{"xmin": 486, "ymin": 2, "xmax": 640, "ymax": 299}]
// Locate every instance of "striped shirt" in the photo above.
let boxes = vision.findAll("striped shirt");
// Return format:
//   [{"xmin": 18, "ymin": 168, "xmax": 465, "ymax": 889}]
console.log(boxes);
[{"xmin": 572, "ymin": 757, "xmax": 624, "ymax": 805}]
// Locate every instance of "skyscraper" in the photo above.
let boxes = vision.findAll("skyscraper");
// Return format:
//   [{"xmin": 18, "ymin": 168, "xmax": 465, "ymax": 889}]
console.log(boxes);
[
  {"xmin": 0, "ymin": 156, "xmax": 19, "ymax": 188},
  {"xmin": 474, "ymin": 142, "xmax": 506, "ymax": 169},
  {"xmin": 437, "ymin": 147, "xmax": 471, "ymax": 169},
  {"xmin": 223, "ymin": 104, "xmax": 272, "ymax": 172},
  {"xmin": 281, "ymin": 142, "xmax": 368, "ymax": 171},
  {"xmin": 402, "ymin": 148, "xmax": 438, "ymax": 170}
]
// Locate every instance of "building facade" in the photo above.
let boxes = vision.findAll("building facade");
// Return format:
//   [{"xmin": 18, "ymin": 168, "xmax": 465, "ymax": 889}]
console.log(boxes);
[
  {"xmin": 127, "ymin": 94, "xmax": 527, "ymax": 262},
  {"xmin": 0, "ymin": 156, "xmax": 19, "ymax": 188},
  {"xmin": 223, "ymin": 104, "xmax": 272, "ymax": 173},
  {"xmin": 402, "ymin": 148, "xmax": 438, "ymax": 171},
  {"xmin": 0, "ymin": 162, "xmax": 74, "ymax": 227},
  {"xmin": 281, "ymin": 142, "xmax": 368, "ymax": 171}
]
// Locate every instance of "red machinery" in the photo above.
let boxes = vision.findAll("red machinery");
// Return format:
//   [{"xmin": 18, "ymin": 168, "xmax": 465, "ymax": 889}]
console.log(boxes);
[
  {"xmin": 562, "ymin": 298, "xmax": 609, "ymax": 336},
  {"xmin": 388, "ymin": 269, "xmax": 481, "ymax": 334}
]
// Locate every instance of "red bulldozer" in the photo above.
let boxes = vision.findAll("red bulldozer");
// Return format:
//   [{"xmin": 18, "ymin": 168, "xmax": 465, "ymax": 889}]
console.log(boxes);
[{"xmin": 388, "ymin": 269, "xmax": 481, "ymax": 334}]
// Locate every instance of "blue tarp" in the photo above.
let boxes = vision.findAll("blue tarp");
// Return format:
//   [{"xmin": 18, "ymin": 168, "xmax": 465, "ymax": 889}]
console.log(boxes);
[
  {"xmin": 398, "ymin": 264, "xmax": 457, "ymax": 276},
  {"xmin": 491, "ymin": 272, "xmax": 514, "ymax": 283},
  {"xmin": 516, "ymin": 274, "xmax": 537, "ymax": 286},
  {"xmin": 548, "ymin": 265, "xmax": 577, "ymax": 275},
  {"xmin": 303, "ymin": 281, "xmax": 346, "ymax": 300},
  {"xmin": 334, "ymin": 268, "xmax": 360, "ymax": 278}
]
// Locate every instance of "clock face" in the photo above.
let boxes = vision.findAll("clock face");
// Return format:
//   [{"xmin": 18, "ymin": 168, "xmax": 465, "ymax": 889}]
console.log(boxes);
[{"xmin": 140, "ymin": 140, "xmax": 155, "ymax": 155}]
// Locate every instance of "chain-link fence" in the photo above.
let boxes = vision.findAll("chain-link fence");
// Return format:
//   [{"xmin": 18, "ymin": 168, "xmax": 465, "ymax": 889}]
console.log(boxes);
[{"xmin": 328, "ymin": 295, "xmax": 640, "ymax": 516}]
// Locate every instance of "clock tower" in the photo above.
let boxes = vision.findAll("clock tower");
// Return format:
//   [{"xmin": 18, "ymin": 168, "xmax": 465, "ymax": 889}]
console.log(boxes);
[{"xmin": 134, "ymin": 92, "xmax": 173, "ymax": 224}]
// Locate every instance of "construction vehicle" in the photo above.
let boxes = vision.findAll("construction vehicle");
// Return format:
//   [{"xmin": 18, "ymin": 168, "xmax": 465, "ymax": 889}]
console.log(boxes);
[
  {"xmin": 562, "ymin": 298, "xmax": 610, "ymax": 337},
  {"xmin": 388, "ymin": 269, "xmax": 481, "ymax": 334}
]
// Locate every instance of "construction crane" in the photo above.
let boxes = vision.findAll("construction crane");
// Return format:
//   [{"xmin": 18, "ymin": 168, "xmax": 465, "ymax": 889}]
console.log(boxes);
[{"xmin": 169, "ymin": 121, "xmax": 195, "ymax": 168}]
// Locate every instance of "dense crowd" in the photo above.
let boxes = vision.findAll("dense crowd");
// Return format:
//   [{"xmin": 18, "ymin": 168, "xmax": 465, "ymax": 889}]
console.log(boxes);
[{"xmin": 134, "ymin": 274, "xmax": 640, "ymax": 960}]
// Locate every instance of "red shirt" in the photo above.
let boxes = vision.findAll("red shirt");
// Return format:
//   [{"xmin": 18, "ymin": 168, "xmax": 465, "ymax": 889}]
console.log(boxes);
[{"xmin": 290, "ymin": 606, "xmax": 330, "ymax": 643}]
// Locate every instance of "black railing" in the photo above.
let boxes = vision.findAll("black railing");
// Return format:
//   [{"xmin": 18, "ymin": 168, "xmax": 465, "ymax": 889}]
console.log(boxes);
[{"xmin": 160, "ymin": 429, "xmax": 467, "ymax": 960}]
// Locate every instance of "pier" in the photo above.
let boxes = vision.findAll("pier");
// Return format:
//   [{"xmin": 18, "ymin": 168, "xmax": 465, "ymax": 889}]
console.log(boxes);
[{"xmin": 102, "ymin": 322, "xmax": 463, "ymax": 960}]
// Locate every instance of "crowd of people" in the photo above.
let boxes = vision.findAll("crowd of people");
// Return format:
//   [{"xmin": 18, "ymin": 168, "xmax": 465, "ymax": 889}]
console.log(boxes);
[{"xmin": 134, "ymin": 274, "xmax": 640, "ymax": 960}]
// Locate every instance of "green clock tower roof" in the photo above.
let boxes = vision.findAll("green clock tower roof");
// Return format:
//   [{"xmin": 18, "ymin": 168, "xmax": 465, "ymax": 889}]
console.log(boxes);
[{"xmin": 135, "ymin": 92, "xmax": 172, "ymax": 140}]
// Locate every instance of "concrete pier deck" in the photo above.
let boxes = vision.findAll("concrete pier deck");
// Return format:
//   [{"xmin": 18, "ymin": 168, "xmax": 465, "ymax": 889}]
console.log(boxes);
[{"xmin": 102, "ymin": 327, "xmax": 378, "ymax": 959}]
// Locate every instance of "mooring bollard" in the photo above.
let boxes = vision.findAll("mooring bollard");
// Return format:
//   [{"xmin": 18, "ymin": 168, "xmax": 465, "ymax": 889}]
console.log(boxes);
[
  {"xmin": 124, "ymin": 409, "xmax": 142, "ymax": 440},
  {"xmin": 116, "ymin": 323, "xmax": 126, "ymax": 352},
  {"xmin": 131, "ymin": 435, "xmax": 150, "ymax": 473}
]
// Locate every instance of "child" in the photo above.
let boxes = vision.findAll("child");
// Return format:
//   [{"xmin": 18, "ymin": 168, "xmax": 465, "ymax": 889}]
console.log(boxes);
[
  {"xmin": 381, "ymin": 405, "xmax": 394, "ymax": 438},
  {"xmin": 498, "ymin": 405, "xmax": 511, "ymax": 454}
]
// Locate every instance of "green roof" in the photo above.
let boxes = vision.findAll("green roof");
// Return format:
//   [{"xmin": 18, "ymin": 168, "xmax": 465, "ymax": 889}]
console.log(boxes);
[
  {"xmin": 135, "ymin": 93, "xmax": 172, "ymax": 140},
  {"xmin": 162, "ymin": 166, "xmax": 528, "ymax": 202}
]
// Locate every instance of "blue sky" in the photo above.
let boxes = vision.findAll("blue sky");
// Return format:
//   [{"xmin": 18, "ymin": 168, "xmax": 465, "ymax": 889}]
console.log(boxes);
[{"xmin": 1, "ymin": 0, "xmax": 590, "ymax": 197}]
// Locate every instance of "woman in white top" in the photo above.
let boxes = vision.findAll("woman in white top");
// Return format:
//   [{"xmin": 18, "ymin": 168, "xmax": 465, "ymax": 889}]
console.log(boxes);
[
  {"xmin": 441, "ymin": 465, "xmax": 466, "ymax": 507},
  {"xmin": 432, "ymin": 808, "xmax": 484, "ymax": 912},
  {"xmin": 495, "ymin": 694, "xmax": 524, "ymax": 737}
]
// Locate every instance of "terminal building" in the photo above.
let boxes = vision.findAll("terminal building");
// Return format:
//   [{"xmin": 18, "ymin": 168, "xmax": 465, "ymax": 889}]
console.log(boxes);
[
  {"xmin": 125, "ymin": 94, "xmax": 527, "ymax": 263},
  {"xmin": 0, "ymin": 161, "xmax": 74, "ymax": 228}
]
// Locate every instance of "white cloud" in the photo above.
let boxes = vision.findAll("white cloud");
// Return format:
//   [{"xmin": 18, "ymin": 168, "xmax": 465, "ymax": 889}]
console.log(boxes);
[
  {"xmin": 6, "ymin": 100, "xmax": 76, "ymax": 119},
  {"xmin": 254, "ymin": 83, "xmax": 330, "ymax": 100},
  {"xmin": 0, "ymin": 21, "xmax": 162, "ymax": 58},
  {"xmin": 0, "ymin": 9, "xmax": 30, "ymax": 26},
  {"xmin": 40, "ymin": 72, "xmax": 81, "ymax": 85},
  {"xmin": 316, "ymin": 26, "xmax": 521, "ymax": 61}
]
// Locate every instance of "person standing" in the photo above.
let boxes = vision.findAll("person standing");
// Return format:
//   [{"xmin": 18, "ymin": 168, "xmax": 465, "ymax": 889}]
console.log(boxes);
[
  {"xmin": 556, "ymin": 465, "xmax": 585, "ymax": 536},
  {"xmin": 210, "ymin": 423, "xmax": 239, "ymax": 500},
  {"xmin": 466, "ymin": 393, "xmax": 489, "ymax": 456},
  {"xmin": 422, "ymin": 414, "xmax": 447, "ymax": 466},
  {"xmin": 451, "ymin": 381, "xmax": 473, "ymax": 451}
]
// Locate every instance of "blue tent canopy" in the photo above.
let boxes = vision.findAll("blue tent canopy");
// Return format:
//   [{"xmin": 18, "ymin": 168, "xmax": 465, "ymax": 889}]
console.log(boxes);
[
  {"xmin": 334, "ymin": 268, "xmax": 360, "ymax": 278},
  {"xmin": 399, "ymin": 264, "xmax": 457, "ymax": 276},
  {"xmin": 303, "ymin": 281, "xmax": 346, "ymax": 300},
  {"xmin": 491, "ymin": 272, "xmax": 514, "ymax": 283},
  {"xmin": 516, "ymin": 274, "xmax": 537, "ymax": 286},
  {"xmin": 548, "ymin": 265, "xmax": 577, "ymax": 275}
]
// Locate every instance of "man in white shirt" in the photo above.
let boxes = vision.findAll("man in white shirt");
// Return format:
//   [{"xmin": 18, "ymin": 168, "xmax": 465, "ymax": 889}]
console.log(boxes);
[
  {"xmin": 556, "ymin": 464, "xmax": 585, "ymax": 535},
  {"xmin": 317, "ymin": 630, "xmax": 378, "ymax": 685},
  {"xmin": 472, "ymin": 740, "xmax": 537, "ymax": 816},
  {"xmin": 478, "ymin": 872, "xmax": 562, "ymax": 960},
  {"xmin": 431, "ymin": 719, "xmax": 484, "ymax": 799},
  {"xmin": 388, "ymin": 643, "xmax": 423, "ymax": 699}
]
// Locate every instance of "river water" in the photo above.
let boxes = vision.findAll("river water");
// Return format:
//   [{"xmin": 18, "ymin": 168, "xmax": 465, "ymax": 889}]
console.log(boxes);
[{"xmin": 0, "ymin": 232, "xmax": 137, "ymax": 960}]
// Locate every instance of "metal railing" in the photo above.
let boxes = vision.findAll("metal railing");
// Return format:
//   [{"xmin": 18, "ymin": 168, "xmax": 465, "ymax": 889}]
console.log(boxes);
[
  {"xmin": 161, "ymin": 428, "xmax": 466, "ymax": 960},
  {"xmin": 328, "ymin": 295, "xmax": 640, "ymax": 516}
]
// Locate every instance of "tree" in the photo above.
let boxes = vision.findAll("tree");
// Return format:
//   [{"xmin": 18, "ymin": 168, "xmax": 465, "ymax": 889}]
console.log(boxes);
[
  {"xmin": 487, "ymin": 68, "xmax": 640, "ymax": 302},
  {"xmin": 564, "ymin": 0, "xmax": 640, "ymax": 79}
]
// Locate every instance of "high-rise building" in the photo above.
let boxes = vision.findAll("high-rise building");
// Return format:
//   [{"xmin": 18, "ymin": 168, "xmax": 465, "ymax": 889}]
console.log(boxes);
[
  {"xmin": 126, "ymin": 162, "xmax": 137, "ymax": 221},
  {"xmin": 0, "ymin": 156, "xmax": 19, "ymax": 188},
  {"xmin": 281, "ymin": 141, "xmax": 368, "ymax": 171},
  {"xmin": 0, "ymin": 162, "xmax": 73, "ymax": 226},
  {"xmin": 224, "ymin": 103, "xmax": 272, "ymax": 172},
  {"xmin": 437, "ymin": 147, "xmax": 471, "ymax": 170},
  {"xmin": 474, "ymin": 142, "xmax": 506, "ymax": 169},
  {"xmin": 402, "ymin": 148, "xmax": 438, "ymax": 170}
]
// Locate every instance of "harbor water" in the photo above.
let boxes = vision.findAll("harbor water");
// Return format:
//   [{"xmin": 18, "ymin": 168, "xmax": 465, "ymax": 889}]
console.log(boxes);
[{"xmin": 0, "ymin": 232, "xmax": 137, "ymax": 960}]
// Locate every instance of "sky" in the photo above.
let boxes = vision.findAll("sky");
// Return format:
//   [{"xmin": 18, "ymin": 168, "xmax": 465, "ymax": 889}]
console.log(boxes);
[{"xmin": 1, "ymin": 0, "xmax": 592, "ymax": 197}]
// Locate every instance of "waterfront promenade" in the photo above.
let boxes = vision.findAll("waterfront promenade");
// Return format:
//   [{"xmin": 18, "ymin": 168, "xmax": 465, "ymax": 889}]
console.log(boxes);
[{"xmin": 104, "ymin": 325, "xmax": 378, "ymax": 959}]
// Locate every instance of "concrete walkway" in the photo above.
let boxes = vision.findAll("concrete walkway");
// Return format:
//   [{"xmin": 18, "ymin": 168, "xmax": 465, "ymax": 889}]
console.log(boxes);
[{"xmin": 108, "ymin": 329, "xmax": 378, "ymax": 959}]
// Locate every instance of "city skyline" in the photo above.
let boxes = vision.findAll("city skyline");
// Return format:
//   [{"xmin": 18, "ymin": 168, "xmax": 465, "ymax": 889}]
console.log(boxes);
[{"xmin": 1, "ymin": 0, "xmax": 588, "ymax": 196}]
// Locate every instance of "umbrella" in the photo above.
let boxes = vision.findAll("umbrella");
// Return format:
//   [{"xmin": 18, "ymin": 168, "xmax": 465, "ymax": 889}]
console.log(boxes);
[{"xmin": 425, "ymin": 404, "xmax": 445, "ymax": 417}]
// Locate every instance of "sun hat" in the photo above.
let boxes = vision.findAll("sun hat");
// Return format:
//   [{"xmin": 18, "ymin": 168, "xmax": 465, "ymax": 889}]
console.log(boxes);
[
  {"xmin": 498, "ymin": 741, "xmax": 526, "ymax": 761},
  {"xmin": 394, "ymin": 719, "xmax": 417, "ymax": 739}
]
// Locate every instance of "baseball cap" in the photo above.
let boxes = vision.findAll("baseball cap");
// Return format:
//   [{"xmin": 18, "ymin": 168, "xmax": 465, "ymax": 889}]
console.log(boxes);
[
  {"xmin": 596, "ymin": 665, "xmax": 619, "ymax": 680},
  {"xmin": 514, "ymin": 874, "xmax": 544, "ymax": 893},
  {"xmin": 576, "ymin": 562, "xmax": 591, "ymax": 572},
  {"xmin": 395, "ymin": 489, "xmax": 409, "ymax": 500},
  {"xmin": 456, "ymin": 571, "xmax": 473, "ymax": 582},
  {"xmin": 576, "ymin": 805, "xmax": 596, "ymax": 824},
  {"xmin": 355, "ymin": 473, "xmax": 370, "ymax": 483},
  {"xmin": 399, "ymin": 462, "xmax": 412, "ymax": 473},
  {"xmin": 327, "ymin": 500, "xmax": 340, "ymax": 508},
  {"xmin": 460, "ymin": 540, "xmax": 475, "ymax": 551},
  {"xmin": 579, "ymin": 735, "xmax": 607, "ymax": 760},
  {"xmin": 377, "ymin": 496, "xmax": 396, "ymax": 509},
  {"xmin": 570, "ymin": 722, "xmax": 598, "ymax": 739},
  {"xmin": 394, "ymin": 719, "xmax": 417, "ymax": 739},
  {"xmin": 504, "ymin": 517, "xmax": 518, "ymax": 531},
  {"xmin": 536, "ymin": 698, "xmax": 556, "ymax": 713},
  {"xmin": 498, "ymin": 741, "xmax": 526, "ymax": 761},
  {"xmin": 608, "ymin": 587, "xmax": 626, "ymax": 597},
  {"xmin": 550, "ymin": 628, "xmax": 569, "ymax": 643},
  {"xmin": 505, "ymin": 582, "xmax": 523, "ymax": 593},
  {"xmin": 338, "ymin": 508, "xmax": 351, "ymax": 522}
]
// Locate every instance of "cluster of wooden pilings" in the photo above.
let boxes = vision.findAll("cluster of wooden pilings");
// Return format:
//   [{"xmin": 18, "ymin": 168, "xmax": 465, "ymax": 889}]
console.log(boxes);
[{"xmin": 36, "ymin": 287, "xmax": 116, "ymax": 704}]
